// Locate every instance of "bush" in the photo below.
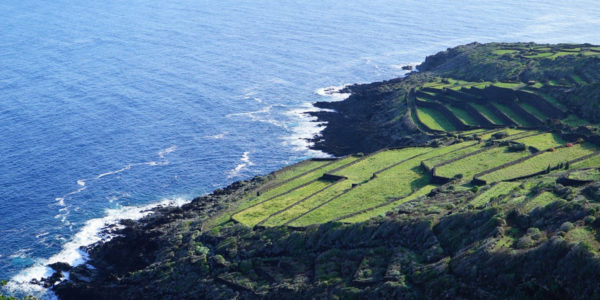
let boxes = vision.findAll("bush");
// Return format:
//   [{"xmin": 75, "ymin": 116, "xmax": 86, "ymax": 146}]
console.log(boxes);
[
  {"xmin": 492, "ymin": 132, "xmax": 509, "ymax": 139},
  {"xmin": 584, "ymin": 216, "xmax": 595, "ymax": 225},
  {"xmin": 559, "ymin": 221, "xmax": 574, "ymax": 232},
  {"xmin": 516, "ymin": 236, "xmax": 534, "ymax": 249},
  {"xmin": 508, "ymin": 142, "xmax": 526, "ymax": 152}
]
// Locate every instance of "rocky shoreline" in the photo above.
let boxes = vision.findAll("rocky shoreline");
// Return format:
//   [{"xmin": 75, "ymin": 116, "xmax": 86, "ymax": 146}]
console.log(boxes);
[
  {"xmin": 48, "ymin": 176, "xmax": 266, "ymax": 299},
  {"xmin": 308, "ymin": 79, "xmax": 432, "ymax": 156}
]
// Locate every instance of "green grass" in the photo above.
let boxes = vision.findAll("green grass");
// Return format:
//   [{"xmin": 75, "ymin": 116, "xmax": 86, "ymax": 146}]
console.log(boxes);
[
  {"xmin": 513, "ymin": 132, "xmax": 565, "ymax": 150},
  {"xmin": 447, "ymin": 105, "xmax": 479, "ymax": 126},
  {"xmin": 289, "ymin": 162, "xmax": 430, "ymax": 226},
  {"xmin": 568, "ymin": 169, "xmax": 600, "ymax": 181},
  {"xmin": 582, "ymin": 51, "xmax": 600, "ymax": 56},
  {"xmin": 469, "ymin": 103, "xmax": 505, "ymax": 125},
  {"xmin": 493, "ymin": 82, "xmax": 523, "ymax": 89},
  {"xmin": 523, "ymin": 192, "xmax": 560, "ymax": 213},
  {"xmin": 339, "ymin": 185, "xmax": 438, "ymax": 223},
  {"xmin": 272, "ymin": 160, "xmax": 332, "ymax": 183},
  {"xmin": 480, "ymin": 143, "xmax": 597, "ymax": 183},
  {"xmin": 491, "ymin": 103, "xmax": 530, "ymax": 126},
  {"xmin": 333, "ymin": 148, "xmax": 427, "ymax": 182},
  {"xmin": 571, "ymin": 74, "xmax": 585, "ymax": 85},
  {"xmin": 461, "ymin": 128, "xmax": 489, "ymax": 135},
  {"xmin": 549, "ymin": 52, "xmax": 576, "ymax": 59},
  {"xmin": 233, "ymin": 180, "xmax": 332, "ymax": 226},
  {"xmin": 469, "ymin": 182, "xmax": 520, "ymax": 208},
  {"xmin": 422, "ymin": 142, "xmax": 481, "ymax": 170},
  {"xmin": 572, "ymin": 154, "xmax": 600, "ymax": 169},
  {"xmin": 416, "ymin": 107, "xmax": 456, "ymax": 131},
  {"xmin": 519, "ymin": 103, "xmax": 548, "ymax": 121},
  {"xmin": 492, "ymin": 49, "xmax": 518, "ymax": 55},
  {"xmin": 562, "ymin": 114, "xmax": 591, "ymax": 127},
  {"xmin": 524, "ymin": 52, "xmax": 553, "ymax": 58},
  {"xmin": 288, "ymin": 144, "xmax": 472, "ymax": 226},
  {"xmin": 221, "ymin": 156, "xmax": 357, "ymax": 224},
  {"xmin": 255, "ymin": 156, "xmax": 357, "ymax": 202},
  {"xmin": 565, "ymin": 227, "xmax": 600, "ymax": 252},
  {"xmin": 261, "ymin": 147, "xmax": 433, "ymax": 227},
  {"xmin": 493, "ymin": 235, "xmax": 516, "ymax": 251},
  {"xmin": 436, "ymin": 146, "xmax": 531, "ymax": 180},
  {"xmin": 478, "ymin": 128, "xmax": 526, "ymax": 140},
  {"xmin": 535, "ymin": 92, "xmax": 568, "ymax": 111}
]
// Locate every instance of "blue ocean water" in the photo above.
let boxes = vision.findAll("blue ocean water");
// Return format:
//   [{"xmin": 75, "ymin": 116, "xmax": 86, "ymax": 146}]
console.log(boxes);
[{"xmin": 0, "ymin": 0, "xmax": 599, "ymax": 297}]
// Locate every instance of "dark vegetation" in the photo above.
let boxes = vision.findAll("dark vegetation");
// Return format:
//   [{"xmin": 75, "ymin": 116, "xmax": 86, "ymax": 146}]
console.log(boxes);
[{"xmin": 46, "ymin": 42, "xmax": 600, "ymax": 299}]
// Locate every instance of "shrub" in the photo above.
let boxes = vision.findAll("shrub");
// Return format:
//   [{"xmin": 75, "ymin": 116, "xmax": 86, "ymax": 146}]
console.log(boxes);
[
  {"xmin": 584, "ymin": 216, "xmax": 595, "ymax": 225},
  {"xmin": 516, "ymin": 236, "xmax": 534, "ymax": 249},
  {"xmin": 508, "ymin": 142, "xmax": 526, "ymax": 152},
  {"xmin": 492, "ymin": 132, "xmax": 509, "ymax": 139},
  {"xmin": 559, "ymin": 221, "xmax": 574, "ymax": 232}
]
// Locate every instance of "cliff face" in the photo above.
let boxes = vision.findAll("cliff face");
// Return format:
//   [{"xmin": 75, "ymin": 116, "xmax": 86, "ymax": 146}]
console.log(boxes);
[{"xmin": 309, "ymin": 75, "xmax": 434, "ymax": 156}]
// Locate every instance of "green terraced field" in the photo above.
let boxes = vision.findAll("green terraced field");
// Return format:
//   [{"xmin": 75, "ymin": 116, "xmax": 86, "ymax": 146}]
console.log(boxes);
[
  {"xmin": 272, "ymin": 160, "xmax": 332, "ymax": 183},
  {"xmin": 470, "ymin": 103, "xmax": 506, "ymax": 125},
  {"xmin": 479, "ymin": 143, "xmax": 598, "ymax": 183},
  {"xmin": 422, "ymin": 142, "xmax": 480, "ymax": 169},
  {"xmin": 513, "ymin": 132, "xmax": 565, "ymax": 150},
  {"xmin": 493, "ymin": 82, "xmax": 523, "ymax": 89},
  {"xmin": 572, "ymin": 154, "xmax": 600, "ymax": 169},
  {"xmin": 562, "ymin": 114, "xmax": 592, "ymax": 127},
  {"xmin": 288, "ymin": 159, "xmax": 431, "ymax": 226},
  {"xmin": 524, "ymin": 52, "xmax": 553, "ymax": 58},
  {"xmin": 416, "ymin": 106, "xmax": 456, "ymax": 131},
  {"xmin": 333, "ymin": 148, "xmax": 427, "ymax": 181},
  {"xmin": 519, "ymin": 103, "xmax": 548, "ymax": 120},
  {"xmin": 287, "ymin": 144, "xmax": 474, "ymax": 226},
  {"xmin": 435, "ymin": 146, "xmax": 531, "ymax": 180},
  {"xmin": 478, "ymin": 128, "xmax": 527, "ymax": 140},
  {"xmin": 568, "ymin": 169, "xmax": 600, "ymax": 181},
  {"xmin": 491, "ymin": 103, "xmax": 529, "ymax": 126},
  {"xmin": 339, "ymin": 185, "xmax": 437, "ymax": 223},
  {"xmin": 255, "ymin": 147, "xmax": 433, "ymax": 227},
  {"xmin": 523, "ymin": 192, "xmax": 561, "ymax": 213},
  {"xmin": 469, "ymin": 182, "xmax": 521, "ymax": 208},
  {"xmin": 492, "ymin": 49, "xmax": 518, "ymax": 55},
  {"xmin": 256, "ymin": 156, "xmax": 357, "ymax": 201},
  {"xmin": 233, "ymin": 180, "xmax": 332, "ymax": 226},
  {"xmin": 447, "ymin": 105, "xmax": 479, "ymax": 125}
]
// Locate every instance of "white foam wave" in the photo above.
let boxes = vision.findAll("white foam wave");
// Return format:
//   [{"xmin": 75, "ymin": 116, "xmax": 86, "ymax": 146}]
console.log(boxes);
[
  {"xmin": 7, "ymin": 196, "xmax": 190, "ymax": 299},
  {"xmin": 315, "ymin": 84, "xmax": 351, "ymax": 101},
  {"xmin": 281, "ymin": 103, "xmax": 331, "ymax": 158},
  {"xmin": 225, "ymin": 105, "xmax": 285, "ymax": 128},
  {"xmin": 205, "ymin": 133, "xmax": 226, "ymax": 139},
  {"xmin": 53, "ymin": 146, "xmax": 177, "ymax": 225},
  {"xmin": 158, "ymin": 145, "xmax": 177, "ymax": 159},
  {"xmin": 227, "ymin": 151, "xmax": 254, "ymax": 178}
]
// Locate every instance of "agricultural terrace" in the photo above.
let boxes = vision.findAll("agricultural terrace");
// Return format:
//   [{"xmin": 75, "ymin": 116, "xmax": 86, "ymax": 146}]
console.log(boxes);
[{"xmin": 479, "ymin": 143, "xmax": 598, "ymax": 183}]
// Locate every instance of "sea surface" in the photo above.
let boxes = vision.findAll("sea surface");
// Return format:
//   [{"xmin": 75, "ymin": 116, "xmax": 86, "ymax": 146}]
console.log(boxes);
[{"xmin": 1, "ymin": 0, "xmax": 599, "ymax": 297}]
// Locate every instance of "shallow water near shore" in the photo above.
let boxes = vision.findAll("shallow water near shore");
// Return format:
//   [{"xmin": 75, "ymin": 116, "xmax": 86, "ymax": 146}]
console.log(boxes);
[{"xmin": 1, "ymin": 0, "xmax": 599, "ymax": 297}]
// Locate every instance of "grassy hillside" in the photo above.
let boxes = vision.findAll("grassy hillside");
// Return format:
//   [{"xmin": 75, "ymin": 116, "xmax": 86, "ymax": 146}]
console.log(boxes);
[{"xmin": 51, "ymin": 42, "xmax": 600, "ymax": 300}]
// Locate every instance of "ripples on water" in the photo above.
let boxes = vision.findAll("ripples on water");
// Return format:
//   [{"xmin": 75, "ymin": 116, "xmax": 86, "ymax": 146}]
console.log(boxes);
[{"xmin": 0, "ymin": 0, "xmax": 598, "ymax": 297}]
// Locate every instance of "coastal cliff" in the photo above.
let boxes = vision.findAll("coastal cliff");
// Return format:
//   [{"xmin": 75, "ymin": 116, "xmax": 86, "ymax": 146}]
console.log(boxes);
[{"xmin": 49, "ymin": 42, "xmax": 600, "ymax": 299}]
